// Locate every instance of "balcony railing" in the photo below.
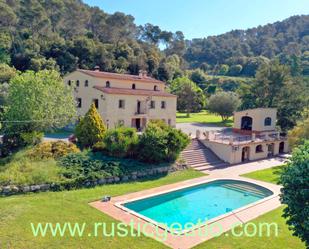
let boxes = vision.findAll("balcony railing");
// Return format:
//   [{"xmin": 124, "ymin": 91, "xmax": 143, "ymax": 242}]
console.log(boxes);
[
  {"xmin": 135, "ymin": 108, "xmax": 147, "ymax": 115},
  {"xmin": 208, "ymin": 132, "xmax": 287, "ymax": 145}
]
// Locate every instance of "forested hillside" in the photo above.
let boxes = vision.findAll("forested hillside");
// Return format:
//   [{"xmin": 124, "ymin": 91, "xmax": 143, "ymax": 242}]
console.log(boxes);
[
  {"xmin": 0, "ymin": 0, "xmax": 186, "ymax": 80},
  {"xmin": 0, "ymin": 0, "xmax": 308, "ymax": 80},
  {"xmin": 185, "ymin": 15, "xmax": 309, "ymax": 77}
]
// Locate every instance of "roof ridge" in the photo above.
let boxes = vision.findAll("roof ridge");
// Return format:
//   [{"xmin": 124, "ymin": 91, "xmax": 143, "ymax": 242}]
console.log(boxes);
[{"xmin": 77, "ymin": 69, "xmax": 164, "ymax": 84}]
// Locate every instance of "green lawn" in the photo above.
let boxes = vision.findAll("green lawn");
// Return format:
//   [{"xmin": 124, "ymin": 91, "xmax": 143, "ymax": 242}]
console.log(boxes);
[
  {"xmin": 194, "ymin": 165, "xmax": 305, "ymax": 249},
  {"xmin": 176, "ymin": 110, "xmax": 233, "ymax": 126},
  {"xmin": 193, "ymin": 206, "xmax": 305, "ymax": 249},
  {"xmin": 1, "ymin": 165, "xmax": 305, "ymax": 249},
  {"xmin": 0, "ymin": 169, "xmax": 203, "ymax": 249},
  {"xmin": 241, "ymin": 165, "xmax": 286, "ymax": 184}
]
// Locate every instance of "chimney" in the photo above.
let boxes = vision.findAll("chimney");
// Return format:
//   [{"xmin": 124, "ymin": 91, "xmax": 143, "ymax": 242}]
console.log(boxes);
[
  {"xmin": 139, "ymin": 70, "xmax": 147, "ymax": 78},
  {"xmin": 94, "ymin": 66, "xmax": 100, "ymax": 72}
]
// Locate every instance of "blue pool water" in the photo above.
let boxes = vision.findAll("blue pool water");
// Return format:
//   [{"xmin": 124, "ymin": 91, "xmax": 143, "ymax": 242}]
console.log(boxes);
[{"xmin": 124, "ymin": 180, "xmax": 273, "ymax": 229}]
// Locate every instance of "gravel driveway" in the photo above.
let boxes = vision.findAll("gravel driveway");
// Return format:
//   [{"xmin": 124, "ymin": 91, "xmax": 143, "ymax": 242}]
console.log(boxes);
[{"xmin": 176, "ymin": 122, "xmax": 229, "ymax": 137}]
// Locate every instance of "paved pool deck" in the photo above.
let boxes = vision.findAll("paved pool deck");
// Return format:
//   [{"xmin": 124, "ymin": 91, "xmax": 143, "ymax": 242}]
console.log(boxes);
[{"xmin": 90, "ymin": 157, "xmax": 286, "ymax": 249}]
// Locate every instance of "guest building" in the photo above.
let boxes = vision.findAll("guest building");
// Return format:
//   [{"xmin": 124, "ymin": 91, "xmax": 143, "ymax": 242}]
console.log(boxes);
[{"xmin": 201, "ymin": 108, "xmax": 289, "ymax": 164}]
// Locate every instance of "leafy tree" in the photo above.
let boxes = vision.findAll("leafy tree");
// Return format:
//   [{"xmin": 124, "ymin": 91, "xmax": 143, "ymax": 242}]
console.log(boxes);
[
  {"xmin": 228, "ymin": 64, "xmax": 243, "ymax": 76},
  {"xmin": 170, "ymin": 77, "xmax": 206, "ymax": 116},
  {"xmin": 280, "ymin": 140, "xmax": 309, "ymax": 247},
  {"xmin": 288, "ymin": 117, "xmax": 309, "ymax": 148},
  {"xmin": 75, "ymin": 103, "xmax": 106, "ymax": 148},
  {"xmin": 3, "ymin": 70, "xmax": 76, "ymax": 134},
  {"xmin": 189, "ymin": 69, "xmax": 207, "ymax": 89},
  {"xmin": 207, "ymin": 92, "xmax": 241, "ymax": 121},
  {"xmin": 218, "ymin": 64, "xmax": 229, "ymax": 75},
  {"xmin": 242, "ymin": 56, "xmax": 270, "ymax": 76},
  {"xmin": 0, "ymin": 63, "xmax": 17, "ymax": 83},
  {"xmin": 240, "ymin": 61, "xmax": 307, "ymax": 130},
  {"xmin": 301, "ymin": 51, "xmax": 309, "ymax": 75}
]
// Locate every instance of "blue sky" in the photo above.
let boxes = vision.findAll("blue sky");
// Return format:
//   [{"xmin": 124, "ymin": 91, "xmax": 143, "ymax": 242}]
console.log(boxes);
[{"xmin": 84, "ymin": 0, "xmax": 309, "ymax": 39}]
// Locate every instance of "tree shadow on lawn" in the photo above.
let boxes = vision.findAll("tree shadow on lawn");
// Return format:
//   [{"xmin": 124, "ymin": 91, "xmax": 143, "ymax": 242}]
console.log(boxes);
[{"xmin": 272, "ymin": 165, "xmax": 287, "ymax": 184}]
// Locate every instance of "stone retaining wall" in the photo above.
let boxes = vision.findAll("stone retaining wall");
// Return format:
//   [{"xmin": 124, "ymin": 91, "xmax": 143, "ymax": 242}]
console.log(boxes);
[{"xmin": 0, "ymin": 164, "xmax": 187, "ymax": 196}]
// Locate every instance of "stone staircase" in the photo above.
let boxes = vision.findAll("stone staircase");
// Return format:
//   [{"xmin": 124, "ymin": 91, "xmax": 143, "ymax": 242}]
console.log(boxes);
[{"xmin": 181, "ymin": 139, "xmax": 228, "ymax": 171}]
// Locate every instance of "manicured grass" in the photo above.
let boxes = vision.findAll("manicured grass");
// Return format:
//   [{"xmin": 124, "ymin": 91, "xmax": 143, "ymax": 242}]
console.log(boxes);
[
  {"xmin": 194, "ymin": 165, "xmax": 305, "ymax": 249},
  {"xmin": 1, "ymin": 164, "xmax": 304, "ymax": 249},
  {"xmin": 0, "ymin": 169, "xmax": 204, "ymax": 249},
  {"xmin": 241, "ymin": 165, "xmax": 286, "ymax": 184},
  {"xmin": 193, "ymin": 206, "xmax": 305, "ymax": 249},
  {"xmin": 176, "ymin": 110, "xmax": 233, "ymax": 126}
]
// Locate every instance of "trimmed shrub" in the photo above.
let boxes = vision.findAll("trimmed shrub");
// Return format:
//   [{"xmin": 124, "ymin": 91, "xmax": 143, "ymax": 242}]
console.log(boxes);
[
  {"xmin": 165, "ymin": 127, "xmax": 190, "ymax": 161},
  {"xmin": 103, "ymin": 127, "xmax": 138, "ymax": 158},
  {"xmin": 138, "ymin": 121, "xmax": 189, "ymax": 163},
  {"xmin": 28, "ymin": 141, "xmax": 80, "ymax": 160},
  {"xmin": 75, "ymin": 103, "xmax": 106, "ymax": 148}
]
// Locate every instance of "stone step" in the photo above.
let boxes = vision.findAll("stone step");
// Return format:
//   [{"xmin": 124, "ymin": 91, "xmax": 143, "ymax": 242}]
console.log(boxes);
[
  {"xmin": 185, "ymin": 159, "xmax": 221, "ymax": 165},
  {"xmin": 181, "ymin": 139, "xmax": 227, "ymax": 170},
  {"xmin": 222, "ymin": 183, "xmax": 269, "ymax": 197},
  {"xmin": 183, "ymin": 156, "xmax": 220, "ymax": 163}
]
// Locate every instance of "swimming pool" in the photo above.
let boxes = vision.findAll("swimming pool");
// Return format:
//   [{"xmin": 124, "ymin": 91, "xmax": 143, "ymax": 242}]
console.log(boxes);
[{"xmin": 121, "ymin": 179, "xmax": 273, "ymax": 232}]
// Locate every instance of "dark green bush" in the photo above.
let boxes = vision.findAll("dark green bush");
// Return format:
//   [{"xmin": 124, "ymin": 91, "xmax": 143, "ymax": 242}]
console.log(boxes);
[
  {"xmin": 103, "ymin": 127, "xmax": 138, "ymax": 158},
  {"xmin": 0, "ymin": 132, "xmax": 43, "ymax": 157},
  {"xmin": 92, "ymin": 141, "xmax": 106, "ymax": 152},
  {"xmin": 58, "ymin": 152, "xmax": 124, "ymax": 181},
  {"xmin": 138, "ymin": 121, "xmax": 189, "ymax": 163},
  {"xmin": 165, "ymin": 127, "xmax": 190, "ymax": 161}
]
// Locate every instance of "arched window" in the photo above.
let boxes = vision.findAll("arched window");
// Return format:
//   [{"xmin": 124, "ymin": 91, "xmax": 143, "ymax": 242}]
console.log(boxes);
[
  {"xmin": 76, "ymin": 80, "xmax": 80, "ymax": 87},
  {"xmin": 256, "ymin": 145, "xmax": 263, "ymax": 153},
  {"xmin": 132, "ymin": 84, "xmax": 136, "ymax": 89},
  {"xmin": 154, "ymin": 85, "xmax": 158, "ymax": 91},
  {"xmin": 264, "ymin": 117, "xmax": 272, "ymax": 126},
  {"xmin": 68, "ymin": 80, "xmax": 71, "ymax": 86},
  {"xmin": 241, "ymin": 116, "xmax": 252, "ymax": 131},
  {"xmin": 85, "ymin": 80, "xmax": 89, "ymax": 87},
  {"xmin": 106, "ymin": 81, "xmax": 110, "ymax": 88}
]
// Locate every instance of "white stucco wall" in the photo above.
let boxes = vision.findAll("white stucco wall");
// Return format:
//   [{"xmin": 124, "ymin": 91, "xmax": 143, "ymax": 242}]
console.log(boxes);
[
  {"xmin": 63, "ymin": 71, "xmax": 176, "ymax": 129},
  {"xmin": 201, "ymin": 139, "xmax": 288, "ymax": 164},
  {"xmin": 234, "ymin": 108, "xmax": 277, "ymax": 132}
]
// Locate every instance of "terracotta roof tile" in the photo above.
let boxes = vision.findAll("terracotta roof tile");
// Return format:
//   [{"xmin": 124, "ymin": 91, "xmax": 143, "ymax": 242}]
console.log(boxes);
[
  {"xmin": 78, "ymin": 69, "xmax": 165, "ymax": 84},
  {"xmin": 94, "ymin": 86, "xmax": 176, "ymax": 98}
]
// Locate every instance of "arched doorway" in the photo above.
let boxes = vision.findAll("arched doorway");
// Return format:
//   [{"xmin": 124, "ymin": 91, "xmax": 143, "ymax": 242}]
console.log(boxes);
[
  {"xmin": 241, "ymin": 116, "xmax": 253, "ymax": 131},
  {"xmin": 242, "ymin": 146, "xmax": 250, "ymax": 162},
  {"xmin": 268, "ymin": 143, "xmax": 274, "ymax": 157},
  {"xmin": 279, "ymin": 142, "xmax": 285, "ymax": 154}
]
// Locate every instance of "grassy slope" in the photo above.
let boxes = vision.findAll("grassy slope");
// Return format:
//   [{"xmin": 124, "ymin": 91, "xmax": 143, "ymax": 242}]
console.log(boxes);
[
  {"xmin": 176, "ymin": 110, "xmax": 233, "ymax": 126},
  {"xmin": 0, "ymin": 169, "xmax": 203, "ymax": 249},
  {"xmin": 194, "ymin": 165, "xmax": 305, "ymax": 249}
]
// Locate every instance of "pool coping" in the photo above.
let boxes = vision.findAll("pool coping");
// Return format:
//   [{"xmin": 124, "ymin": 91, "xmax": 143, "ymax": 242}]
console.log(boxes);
[
  {"xmin": 89, "ymin": 175, "xmax": 282, "ymax": 249},
  {"xmin": 114, "ymin": 178, "xmax": 277, "ymax": 235}
]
